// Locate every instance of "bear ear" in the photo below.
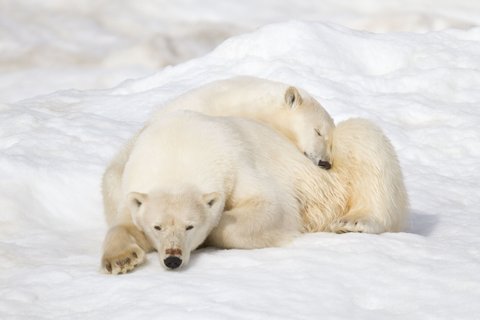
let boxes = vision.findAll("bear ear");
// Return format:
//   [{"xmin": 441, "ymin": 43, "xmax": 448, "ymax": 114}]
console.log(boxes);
[
  {"xmin": 285, "ymin": 86, "xmax": 303, "ymax": 109},
  {"xmin": 128, "ymin": 192, "xmax": 148, "ymax": 214},
  {"xmin": 202, "ymin": 192, "xmax": 221, "ymax": 209}
]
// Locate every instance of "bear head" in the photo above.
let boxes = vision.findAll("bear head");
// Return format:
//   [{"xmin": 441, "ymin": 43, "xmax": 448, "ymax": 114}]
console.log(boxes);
[
  {"xmin": 283, "ymin": 86, "xmax": 335, "ymax": 169},
  {"xmin": 128, "ymin": 189, "xmax": 224, "ymax": 270}
]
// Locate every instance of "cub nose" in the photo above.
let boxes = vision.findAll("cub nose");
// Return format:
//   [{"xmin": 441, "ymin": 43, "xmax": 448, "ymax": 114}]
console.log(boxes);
[
  {"xmin": 318, "ymin": 160, "xmax": 331, "ymax": 170},
  {"xmin": 164, "ymin": 256, "xmax": 182, "ymax": 269}
]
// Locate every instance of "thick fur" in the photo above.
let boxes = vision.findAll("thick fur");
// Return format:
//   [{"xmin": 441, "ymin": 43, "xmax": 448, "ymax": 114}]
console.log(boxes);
[
  {"xmin": 159, "ymin": 76, "xmax": 335, "ymax": 166},
  {"xmin": 101, "ymin": 111, "xmax": 408, "ymax": 274},
  {"xmin": 300, "ymin": 118, "xmax": 409, "ymax": 233}
]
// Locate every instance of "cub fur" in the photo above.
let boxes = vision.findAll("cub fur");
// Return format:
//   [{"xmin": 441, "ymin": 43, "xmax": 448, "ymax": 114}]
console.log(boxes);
[{"xmin": 160, "ymin": 76, "xmax": 335, "ymax": 167}]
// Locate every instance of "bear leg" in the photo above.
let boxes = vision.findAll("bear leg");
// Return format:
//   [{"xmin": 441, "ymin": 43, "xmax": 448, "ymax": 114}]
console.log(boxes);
[
  {"xmin": 207, "ymin": 197, "xmax": 299, "ymax": 249},
  {"xmin": 101, "ymin": 224, "xmax": 152, "ymax": 274},
  {"xmin": 329, "ymin": 217, "xmax": 385, "ymax": 234}
]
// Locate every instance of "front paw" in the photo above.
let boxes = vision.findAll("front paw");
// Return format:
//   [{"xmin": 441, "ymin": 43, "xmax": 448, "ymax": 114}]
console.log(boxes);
[{"xmin": 102, "ymin": 244, "xmax": 145, "ymax": 275}]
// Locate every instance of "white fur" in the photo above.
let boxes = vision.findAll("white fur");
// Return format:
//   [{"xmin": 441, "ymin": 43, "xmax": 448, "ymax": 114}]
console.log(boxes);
[
  {"xmin": 101, "ymin": 111, "xmax": 408, "ymax": 274},
  {"xmin": 301, "ymin": 118, "xmax": 409, "ymax": 234},
  {"xmin": 158, "ymin": 76, "xmax": 335, "ymax": 166}
]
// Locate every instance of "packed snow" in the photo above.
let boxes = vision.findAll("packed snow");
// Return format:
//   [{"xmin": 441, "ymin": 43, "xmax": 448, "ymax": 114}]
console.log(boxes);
[{"xmin": 1, "ymin": 2, "xmax": 480, "ymax": 320}]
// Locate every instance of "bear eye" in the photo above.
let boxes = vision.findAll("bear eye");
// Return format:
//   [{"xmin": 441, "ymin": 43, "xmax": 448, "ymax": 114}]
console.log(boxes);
[
  {"xmin": 315, "ymin": 129, "xmax": 322, "ymax": 137},
  {"xmin": 154, "ymin": 225, "xmax": 162, "ymax": 231},
  {"xmin": 186, "ymin": 225, "xmax": 194, "ymax": 231}
]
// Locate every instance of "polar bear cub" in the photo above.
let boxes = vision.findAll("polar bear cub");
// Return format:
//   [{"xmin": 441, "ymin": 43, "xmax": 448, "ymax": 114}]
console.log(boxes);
[
  {"xmin": 101, "ymin": 111, "xmax": 408, "ymax": 274},
  {"xmin": 159, "ymin": 76, "xmax": 335, "ymax": 167}
]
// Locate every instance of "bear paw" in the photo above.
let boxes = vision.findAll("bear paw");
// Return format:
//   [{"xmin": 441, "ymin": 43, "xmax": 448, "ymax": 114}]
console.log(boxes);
[
  {"xmin": 102, "ymin": 245, "xmax": 145, "ymax": 275},
  {"xmin": 331, "ymin": 219, "xmax": 367, "ymax": 234}
]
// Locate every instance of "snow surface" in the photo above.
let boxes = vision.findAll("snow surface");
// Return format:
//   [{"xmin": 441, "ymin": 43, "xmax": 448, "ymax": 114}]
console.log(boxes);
[
  {"xmin": 2, "ymin": 3, "xmax": 480, "ymax": 320},
  {"xmin": 3, "ymin": 0, "xmax": 480, "ymax": 103}
]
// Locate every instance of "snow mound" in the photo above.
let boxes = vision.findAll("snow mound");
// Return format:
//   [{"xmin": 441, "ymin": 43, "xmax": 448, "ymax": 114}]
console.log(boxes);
[
  {"xmin": 1, "ymin": 21, "xmax": 480, "ymax": 319},
  {"xmin": 3, "ymin": 0, "xmax": 480, "ymax": 103}
]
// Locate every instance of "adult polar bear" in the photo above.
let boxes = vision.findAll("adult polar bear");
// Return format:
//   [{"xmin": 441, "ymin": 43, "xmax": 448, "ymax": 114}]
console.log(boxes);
[{"xmin": 101, "ymin": 111, "xmax": 408, "ymax": 274}]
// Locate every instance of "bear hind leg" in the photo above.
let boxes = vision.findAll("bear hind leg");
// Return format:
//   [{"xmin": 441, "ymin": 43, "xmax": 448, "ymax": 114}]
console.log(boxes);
[{"xmin": 330, "ymin": 215, "xmax": 386, "ymax": 234}]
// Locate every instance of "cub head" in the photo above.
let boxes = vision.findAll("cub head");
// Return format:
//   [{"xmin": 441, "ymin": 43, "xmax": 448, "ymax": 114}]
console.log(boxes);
[
  {"xmin": 128, "ymin": 189, "xmax": 224, "ymax": 270},
  {"xmin": 283, "ymin": 86, "xmax": 335, "ymax": 169}
]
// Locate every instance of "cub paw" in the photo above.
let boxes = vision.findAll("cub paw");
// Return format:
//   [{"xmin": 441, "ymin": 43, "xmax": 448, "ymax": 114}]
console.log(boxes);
[{"xmin": 102, "ymin": 245, "xmax": 145, "ymax": 275}]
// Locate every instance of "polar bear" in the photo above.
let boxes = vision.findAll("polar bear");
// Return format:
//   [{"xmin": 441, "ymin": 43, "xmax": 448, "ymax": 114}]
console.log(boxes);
[
  {"xmin": 102, "ymin": 111, "xmax": 301, "ymax": 274},
  {"xmin": 160, "ymin": 76, "xmax": 335, "ymax": 167},
  {"xmin": 101, "ymin": 111, "xmax": 408, "ymax": 274},
  {"xmin": 101, "ymin": 76, "xmax": 334, "ymax": 234}
]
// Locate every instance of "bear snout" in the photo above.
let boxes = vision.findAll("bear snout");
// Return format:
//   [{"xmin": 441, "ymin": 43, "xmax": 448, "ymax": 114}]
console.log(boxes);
[
  {"xmin": 165, "ymin": 248, "xmax": 182, "ymax": 256},
  {"xmin": 164, "ymin": 256, "xmax": 182, "ymax": 269}
]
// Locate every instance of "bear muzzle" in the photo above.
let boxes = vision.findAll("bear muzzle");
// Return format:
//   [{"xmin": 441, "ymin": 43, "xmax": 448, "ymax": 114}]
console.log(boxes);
[
  {"xmin": 165, "ymin": 248, "xmax": 183, "ymax": 256},
  {"xmin": 163, "ymin": 248, "xmax": 183, "ymax": 269}
]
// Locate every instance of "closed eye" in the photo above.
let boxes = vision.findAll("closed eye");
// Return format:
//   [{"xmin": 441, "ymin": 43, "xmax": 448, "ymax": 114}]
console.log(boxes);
[{"xmin": 315, "ymin": 129, "xmax": 322, "ymax": 137}]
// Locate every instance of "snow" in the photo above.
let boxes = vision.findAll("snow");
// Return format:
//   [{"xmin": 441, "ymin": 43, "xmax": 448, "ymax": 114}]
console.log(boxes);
[
  {"xmin": 1, "ymin": 1, "xmax": 480, "ymax": 319},
  {"xmin": 3, "ymin": 0, "xmax": 480, "ymax": 103}
]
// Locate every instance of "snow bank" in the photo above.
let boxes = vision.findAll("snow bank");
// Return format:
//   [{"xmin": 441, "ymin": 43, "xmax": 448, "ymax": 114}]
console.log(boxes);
[
  {"xmin": 1, "ymin": 21, "xmax": 480, "ymax": 319},
  {"xmin": 2, "ymin": 0, "xmax": 480, "ymax": 103}
]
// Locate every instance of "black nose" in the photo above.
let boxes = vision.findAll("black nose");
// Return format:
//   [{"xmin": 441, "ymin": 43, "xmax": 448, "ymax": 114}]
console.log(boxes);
[
  {"xmin": 318, "ymin": 160, "xmax": 331, "ymax": 170},
  {"xmin": 164, "ymin": 256, "xmax": 182, "ymax": 269}
]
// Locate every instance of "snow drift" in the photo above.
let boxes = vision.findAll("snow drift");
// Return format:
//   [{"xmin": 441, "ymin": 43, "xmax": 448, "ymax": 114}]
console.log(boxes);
[
  {"xmin": 2, "ymin": 0, "xmax": 480, "ymax": 103},
  {"xmin": 1, "ymin": 21, "xmax": 480, "ymax": 319}
]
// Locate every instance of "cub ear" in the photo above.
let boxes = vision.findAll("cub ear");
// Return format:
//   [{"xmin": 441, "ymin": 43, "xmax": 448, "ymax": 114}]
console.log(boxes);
[
  {"xmin": 202, "ymin": 192, "xmax": 221, "ymax": 209},
  {"xmin": 127, "ymin": 192, "xmax": 148, "ymax": 215},
  {"xmin": 285, "ymin": 86, "xmax": 303, "ymax": 109}
]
